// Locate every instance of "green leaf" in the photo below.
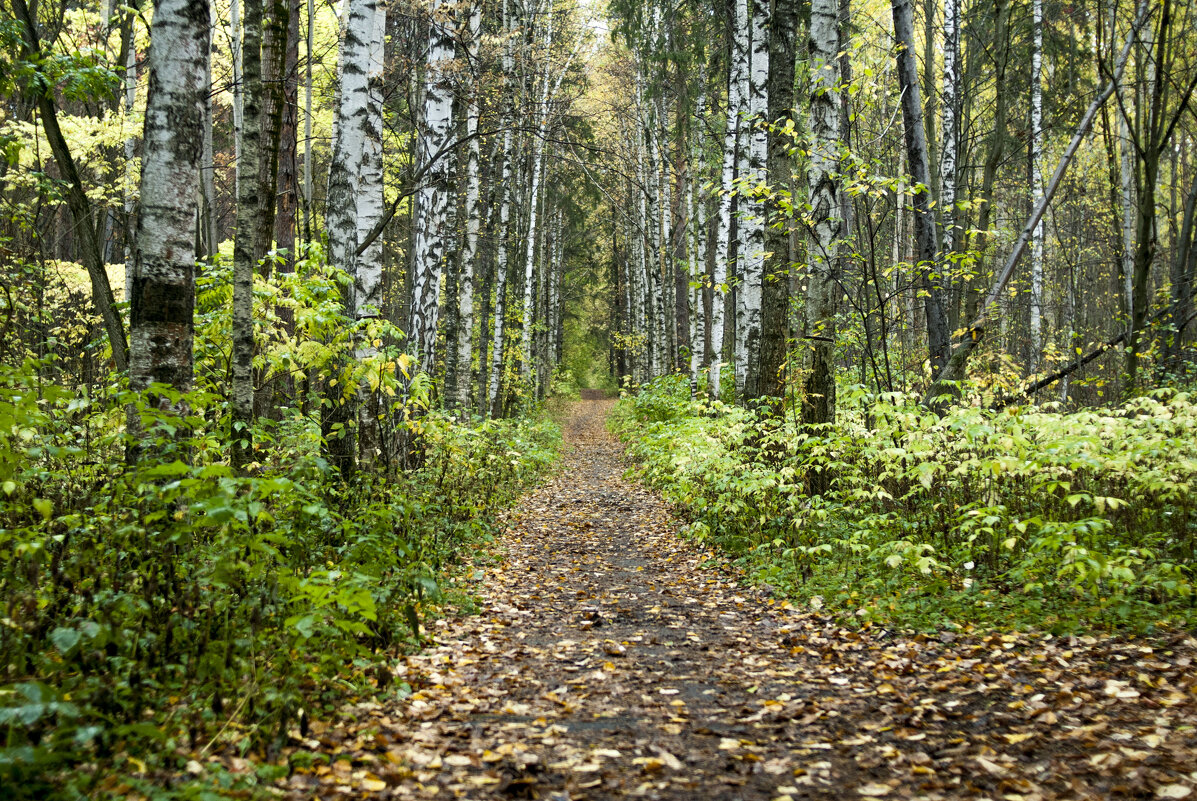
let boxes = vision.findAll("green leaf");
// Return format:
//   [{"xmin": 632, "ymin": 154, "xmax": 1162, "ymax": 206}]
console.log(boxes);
[
  {"xmin": 49, "ymin": 627, "xmax": 81, "ymax": 654},
  {"xmin": 32, "ymin": 497, "xmax": 52, "ymax": 520}
]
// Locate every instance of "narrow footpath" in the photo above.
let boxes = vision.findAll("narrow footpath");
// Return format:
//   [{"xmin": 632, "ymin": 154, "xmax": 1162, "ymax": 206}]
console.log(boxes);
[{"xmin": 281, "ymin": 400, "xmax": 1197, "ymax": 800}]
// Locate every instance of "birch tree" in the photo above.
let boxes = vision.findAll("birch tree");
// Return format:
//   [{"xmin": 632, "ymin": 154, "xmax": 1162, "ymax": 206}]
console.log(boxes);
[
  {"xmin": 324, "ymin": 0, "xmax": 385, "ymax": 472},
  {"xmin": 939, "ymin": 0, "xmax": 959, "ymax": 256},
  {"xmin": 451, "ymin": 1, "xmax": 483, "ymax": 413},
  {"xmin": 411, "ymin": 0, "xmax": 456, "ymax": 375},
  {"xmin": 231, "ymin": 0, "xmax": 264, "ymax": 467},
  {"xmin": 488, "ymin": 0, "xmax": 517, "ymax": 415},
  {"xmin": 522, "ymin": 4, "xmax": 554, "ymax": 382},
  {"xmin": 803, "ymin": 0, "xmax": 841, "ymax": 446},
  {"xmin": 1029, "ymin": 0, "xmax": 1044, "ymax": 372},
  {"xmin": 128, "ymin": 0, "xmax": 210, "ymax": 401},
  {"xmin": 735, "ymin": 0, "xmax": 768, "ymax": 399},
  {"xmin": 710, "ymin": 0, "xmax": 749, "ymax": 398}
]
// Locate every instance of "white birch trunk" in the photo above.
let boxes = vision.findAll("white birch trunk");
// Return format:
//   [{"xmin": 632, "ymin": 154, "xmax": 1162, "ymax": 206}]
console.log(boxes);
[
  {"xmin": 411, "ymin": 0, "xmax": 456, "ymax": 374},
  {"xmin": 710, "ymin": 0, "xmax": 749, "ymax": 398},
  {"xmin": 488, "ymin": 127, "xmax": 514, "ymax": 414},
  {"xmin": 1115, "ymin": 0, "xmax": 1135, "ymax": 330},
  {"xmin": 487, "ymin": 0, "xmax": 516, "ymax": 415},
  {"xmin": 1029, "ymin": 0, "xmax": 1044, "ymax": 371},
  {"xmin": 129, "ymin": 0, "xmax": 209, "ymax": 396},
  {"xmin": 635, "ymin": 161, "xmax": 650, "ymax": 384},
  {"xmin": 302, "ymin": 0, "xmax": 315, "ymax": 240},
  {"xmin": 643, "ymin": 91, "xmax": 663, "ymax": 379},
  {"xmin": 688, "ymin": 115, "xmax": 707, "ymax": 389},
  {"xmin": 454, "ymin": 0, "xmax": 482, "ymax": 412},
  {"xmin": 940, "ymin": 0, "xmax": 959, "ymax": 253},
  {"xmin": 123, "ymin": 17, "xmax": 139, "ymax": 301},
  {"xmin": 326, "ymin": 0, "xmax": 374, "ymax": 287},
  {"xmin": 520, "ymin": 4, "xmax": 553, "ymax": 380},
  {"xmin": 803, "ymin": 0, "xmax": 841, "ymax": 425},
  {"xmin": 736, "ymin": 0, "xmax": 768, "ymax": 397},
  {"xmin": 356, "ymin": 0, "xmax": 386, "ymax": 315},
  {"xmin": 230, "ymin": 0, "xmax": 244, "ymax": 196},
  {"xmin": 201, "ymin": 1, "xmax": 218, "ymax": 258}
]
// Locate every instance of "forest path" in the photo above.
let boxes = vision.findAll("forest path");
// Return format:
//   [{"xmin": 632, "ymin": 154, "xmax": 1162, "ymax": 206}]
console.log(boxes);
[{"xmin": 280, "ymin": 400, "xmax": 1197, "ymax": 800}]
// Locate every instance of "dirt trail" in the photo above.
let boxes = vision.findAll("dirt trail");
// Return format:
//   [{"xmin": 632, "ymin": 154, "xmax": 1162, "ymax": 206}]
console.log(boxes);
[{"xmin": 282, "ymin": 400, "xmax": 1197, "ymax": 800}]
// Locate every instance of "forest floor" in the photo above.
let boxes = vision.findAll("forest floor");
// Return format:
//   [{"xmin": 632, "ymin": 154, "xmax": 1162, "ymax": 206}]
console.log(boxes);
[{"xmin": 273, "ymin": 400, "xmax": 1197, "ymax": 801}]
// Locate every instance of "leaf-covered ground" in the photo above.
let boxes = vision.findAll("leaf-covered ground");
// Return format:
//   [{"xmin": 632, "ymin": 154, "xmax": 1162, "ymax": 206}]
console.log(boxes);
[{"xmin": 275, "ymin": 400, "xmax": 1197, "ymax": 800}]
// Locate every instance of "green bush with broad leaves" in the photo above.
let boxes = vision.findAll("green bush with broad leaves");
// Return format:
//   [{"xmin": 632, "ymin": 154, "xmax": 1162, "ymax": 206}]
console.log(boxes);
[
  {"xmin": 0, "ymin": 249, "xmax": 559, "ymax": 799},
  {"xmin": 612, "ymin": 376, "xmax": 1196, "ymax": 632}
]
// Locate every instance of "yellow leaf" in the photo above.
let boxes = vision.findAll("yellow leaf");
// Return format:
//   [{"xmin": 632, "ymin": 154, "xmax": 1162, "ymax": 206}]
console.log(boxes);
[{"xmin": 858, "ymin": 783, "xmax": 892, "ymax": 796}]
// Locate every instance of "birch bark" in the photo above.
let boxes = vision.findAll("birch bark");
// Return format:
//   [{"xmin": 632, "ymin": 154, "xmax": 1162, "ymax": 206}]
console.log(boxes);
[
  {"xmin": 230, "ymin": 0, "xmax": 244, "ymax": 196},
  {"xmin": 939, "ymin": 0, "xmax": 959, "ymax": 254},
  {"xmin": 803, "ymin": 0, "xmax": 841, "ymax": 439},
  {"xmin": 488, "ymin": 0, "xmax": 516, "ymax": 415},
  {"xmin": 521, "ymin": 7, "xmax": 553, "ymax": 380},
  {"xmin": 231, "ymin": 0, "xmax": 263, "ymax": 467},
  {"xmin": 453, "ymin": 0, "xmax": 483, "ymax": 412},
  {"xmin": 324, "ymin": 0, "xmax": 382, "ymax": 472},
  {"xmin": 736, "ymin": 0, "xmax": 769, "ymax": 399},
  {"xmin": 411, "ymin": 0, "xmax": 457, "ymax": 375},
  {"xmin": 1029, "ymin": 0, "xmax": 1044, "ymax": 372},
  {"xmin": 710, "ymin": 0, "xmax": 749, "ymax": 398},
  {"xmin": 129, "ymin": 0, "xmax": 209, "ymax": 400}
]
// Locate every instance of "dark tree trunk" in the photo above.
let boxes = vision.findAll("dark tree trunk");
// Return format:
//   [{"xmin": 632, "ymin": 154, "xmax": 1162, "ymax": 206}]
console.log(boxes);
[
  {"xmin": 759, "ymin": 0, "xmax": 797, "ymax": 408},
  {"xmin": 892, "ymin": 0, "xmax": 949, "ymax": 377},
  {"xmin": 13, "ymin": 0, "xmax": 129, "ymax": 372}
]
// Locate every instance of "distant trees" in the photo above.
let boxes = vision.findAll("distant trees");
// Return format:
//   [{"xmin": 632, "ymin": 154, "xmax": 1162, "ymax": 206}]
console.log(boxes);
[{"xmin": 604, "ymin": 0, "xmax": 1197, "ymax": 416}]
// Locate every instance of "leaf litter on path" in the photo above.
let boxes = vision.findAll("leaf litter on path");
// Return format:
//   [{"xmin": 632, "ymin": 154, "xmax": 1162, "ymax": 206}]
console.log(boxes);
[{"xmin": 267, "ymin": 400, "xmax": 1197, "ymax": 800}]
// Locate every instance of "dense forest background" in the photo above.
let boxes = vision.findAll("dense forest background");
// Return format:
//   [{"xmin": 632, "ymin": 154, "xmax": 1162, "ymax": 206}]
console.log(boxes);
[{"xmin": 1, "ymin": 0, "xmax": 1196, "ymax": 794}]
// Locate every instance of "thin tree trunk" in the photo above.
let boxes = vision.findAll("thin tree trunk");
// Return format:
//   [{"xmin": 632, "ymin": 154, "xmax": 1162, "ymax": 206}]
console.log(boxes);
[
  {"xmin": 14, "ymin": 0, "xmax": 129, "ymax": 372},
  {"xmin": 1125, "ymin": 0, "xmax": 1171, "ymax": 390},
  {"xmin": 737, "ymin": 0, "xmax": 769, "ymax": 400},
  {"xmin": 711, "ymin": 0, "xmax": 749, "ymax": 398},
  {"xmin": 201, "ymin": 0, "xmax": 218, "ymax": 260},
  {"xmin": 122, "ymin": 4, "xmax": 140, "ymax": 302},
  {"xmin": 803, "ymin": 0, "xmax": 842, "ymax": 484},
  {"xmin": 231, "ymin": 0, "xmax": 244, "ymax": 196},
  {"xmin": 521, "ymin": 7, "xmax": 553, "ymax": 380},
  {"xmin": 275, "ymin": 0, "xmax": 301, "ymax": 295},
  {"xmin": 232, "ymin": 0, "xmax": 264, "ymax": 468},
  {"xmin": 759, "ymin": 0, "xmax": 796, "ymax": 405},
  {"xmin": 488, "ymin": 0, "xmax": 516, "ymax": 415},
  {"xmin": 892, "ymin": 0, "xmax": 949, "ymax": 377},
  {"xmin": 940, "ymin": 0, "xmax": 959, "ymax": 255},
  {"xmin": 302, "ymin": 0, "xmax": 314, "ymax": 242},
  {"xmin": 453, "ymin": 0, "xmax": 482, "ymax": 413},
  {"xmin": 962, "ymin": 0, "xmax": 1010, "ymax": 324},
  {"xmin": 1029, "ymin": 0, "xmax": 1044, "ymax": 372},
  {"xmin": 255, "ymin": 0, "xmax": 290, "ymax": 273}
]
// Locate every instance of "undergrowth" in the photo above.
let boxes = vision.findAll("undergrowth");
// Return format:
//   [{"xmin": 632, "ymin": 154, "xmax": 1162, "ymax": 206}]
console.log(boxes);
[
  {"xmin": 612, "ymin": 375, "xmax": 1197, "ymax": 634},
  {"xmin": 0, "ymin": 250, "xmax": 560, "ymax": 798}
]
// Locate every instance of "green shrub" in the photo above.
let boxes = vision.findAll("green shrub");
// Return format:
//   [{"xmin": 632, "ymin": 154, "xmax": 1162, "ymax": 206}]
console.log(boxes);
[
  {"xmin": 0, "ymin": 251, "xmax": 560, "ymax": 798},
  {"xmin": 614, "ymin": 379, "xmax": 1196, "ymax": 632}
]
